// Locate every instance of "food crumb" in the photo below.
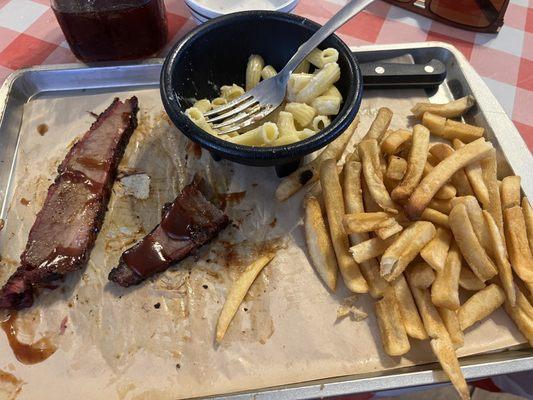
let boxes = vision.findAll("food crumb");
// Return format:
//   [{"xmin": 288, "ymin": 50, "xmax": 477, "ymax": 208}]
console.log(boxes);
[
  {"xmin": 154, "ymin": 303, "xmax": 161, "ymax": 309},
  {"xmin": 59, "ymin": 316, "xmax": 68, "ymax": 335},
  {"xmin": 37, "ymin": 123, "xmax": 48, "ymax": 135},
  {"xmin": 269, "ymin": 218, "xmax": 277, "ymax": 228},
  {"xmin": 336, "ymin": 295, "xmax": 368, "ymax": 322},
  {"xmin": 176, "ymin": 363, "xmax": 181, "ymax": 370},
  {"xmin": 20, "ymin": 198, "xmax": 30, "ymax": 206},
  {"xmin": 202, "ymin": 284, "xmax": 208, "ymax": 289},
  {"xmin": 244, "ymin": 307, "xmax": 248, "ymax": 312},
  {"xmin": 0, "ymin": 219, "xmax": 4, "ymax": 231}
]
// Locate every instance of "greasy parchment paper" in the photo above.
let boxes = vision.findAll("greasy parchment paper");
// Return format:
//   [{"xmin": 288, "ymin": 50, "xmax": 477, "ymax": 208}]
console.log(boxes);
[{"xmin": 0, "ymin": 87, "xmax": 526, "ymax": 400}]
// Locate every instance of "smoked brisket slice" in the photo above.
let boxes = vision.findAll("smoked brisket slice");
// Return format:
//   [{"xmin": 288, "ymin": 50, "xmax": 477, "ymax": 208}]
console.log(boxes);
[
  {"xmin": 0, "ymin": 97, "xmax": 139, "ymax": 310},
  {"xmin": 108, "ymin": 183, "xmax": 229, "ymax": 287}
]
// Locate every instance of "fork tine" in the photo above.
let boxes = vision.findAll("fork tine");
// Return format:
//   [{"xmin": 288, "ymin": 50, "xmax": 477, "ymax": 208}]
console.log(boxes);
[
  {"xmin": 212, "ymin": 104, "xmax": 261, "ymax": 129},
  {"xmin": 203, "ymin": 93, "xmax": 253, "ymax": 118},
  {"xmin": 205, "ymin": 98, "xmax": 259, "ymax": 124},
  {"xmin": 218, "ymin": 106, "xmax": 275, "ymax": 134}
]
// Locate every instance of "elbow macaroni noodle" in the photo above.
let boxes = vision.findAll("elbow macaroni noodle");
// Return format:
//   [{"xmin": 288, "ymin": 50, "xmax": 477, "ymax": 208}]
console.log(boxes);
[{"xmin": 185, "ymin": 48, "xmax": 344, "ymax": 147}]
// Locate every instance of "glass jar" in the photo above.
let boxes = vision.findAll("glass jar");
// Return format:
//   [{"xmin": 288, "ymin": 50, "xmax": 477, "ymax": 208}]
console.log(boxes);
[{"xmin": 51, "ymin": 0, "xmax": 168, "ymax": 63}]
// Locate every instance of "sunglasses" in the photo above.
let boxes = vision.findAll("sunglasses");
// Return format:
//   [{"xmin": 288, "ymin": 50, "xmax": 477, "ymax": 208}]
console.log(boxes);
[{"xmin": 383, "ymin": 0, "xmax": 509, "ymax": 33}]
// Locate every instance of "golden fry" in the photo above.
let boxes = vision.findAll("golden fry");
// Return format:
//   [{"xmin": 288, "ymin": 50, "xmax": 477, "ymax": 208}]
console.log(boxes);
[
  {"xmin": 386, "ymin": 156, "xmax": 407, "ymax": 181},
  {"xmin": 505, "ymin": 300, "xmax": 533, "ymax": 346},
  {"xmin": 428, "ymin": 198, "xmax": 453, "ymax": 214},
  {"xmin": 430, "ymin": 337, "xmax": 470, "ymax": 400},
  {"xmin": 431, "ymin": 242, "xmax": 462, "ymax": 310},
  {"xmin": 380, "ymin": 221, "xmax": 436, "ymax": 282},
  {"xmin": 365, "ymin": 107, "xmax": 393, "ymax": 141},
  {"xmin": 406, "ymin": 138, "xmax": 493, "ymax": 219},
  {"xmin": 216, "ymin": 253, "xmax": 275, "ymax": 343},
  {"xmin": 451, "ymin": 196, "xmax": 491, "ymax": 255},
  {"xmin": 275, "ymin": 117, "xmax": 358, "ymax": 201},
  {"xmin": 375, "ymin": 289, "xmax": 411, "ymax": 356},
  {"xmin": 423, "ymin": 112, "xmax": 484, "ymax": 142},
  {"xmin": 321, "ymin": 159, "xmax": 368, "ymax": 293},
  {"xmin": 453, "ymin": 139, "xmax": 489, "ymax": 206},
  {"xmin": 449, "ymin": 203, "xmax": 498, "ymax": 282},
  {"xmin": 483, "ymin": 210, "xmax": 516, "ymax": 306},
  {"xmin": 480, "ymin": 148, "xmax": 505, "ymax": 241},
  {"xmin": 421, "ymin": 227, "xmax": 452, "ymax": 271},
  {"xmin": 391, "ymin": 124, "xmax": 430, "ymax": 203},
  {"xmin": 304, "ymin": 196, "xmax": 338, "ymax": 291},
  {"xmin": 438, "ymin": 307, "xmax": 464, "ymax": 349},
  {"xmin": 501, "ymin": 175, "xmax": 521, "ymax": 209},
  {"xmin": 421, "ymin": 207, "xmax": 449, "ymax": 228},
  {"xmin": 458, "ymin": 283, "xmax": 505, "ymax": 330},
  {"xmin": 429, "ymin": 143, "xmax": 474, "ymax": 197},
  {"xmin": 392, "ymin": 274, "xmax": 428, "ymax": 340},
  {"xmin": 343, "ymin": 212, "xmax": 393, "ymax": 233},
  {"xmin": 381, "ymin": 129, "xmax": 412, "ymax": 155},
  {"xmin": 408, "ymin": 262, "xmax": 435, "ymax": 289},
  {"xmin": 504, "ymin": 206, "xmax": 533, "ymax": 283},
  {"xmin": 435, "ymin": 184, "xmax": 457, "ymax": 201},
  {"xmin": 459, "ymin": 266, "xmax": 486, "ymax": 291},
  {"xmin": 349, "ymin": 236, "xmax": 395, "ymax": 264},
  {"xmin": 376, "ymin": 219, "xmax": 403, "ymax": 240},
  {"xmin": 523, "ymin": 197, "xmax": 533, "ymax": 254},
  {"xmin": 343, "ymin": 160, "xmax": 390, "ymax": 298},
  {"xmin": 411, "ymin": 95, "xmax": 475, "ymax": 118},
  {"xmin": 359, "ymin": 139, "xmax": 398, "ymax": 213}
]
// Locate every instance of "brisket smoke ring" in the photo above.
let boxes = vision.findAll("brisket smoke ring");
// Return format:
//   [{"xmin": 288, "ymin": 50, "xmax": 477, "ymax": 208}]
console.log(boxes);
[
  {"xmin": 108, "ymin": 182, "xmax": 229, "ymax": 287},
  {"xmin": 0, "ymin": 97, "xmax": 139, "ymax": 310}
]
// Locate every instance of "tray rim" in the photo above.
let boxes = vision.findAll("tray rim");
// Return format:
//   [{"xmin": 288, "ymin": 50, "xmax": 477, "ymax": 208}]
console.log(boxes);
[{"xmin": 0, "ymin": 41, "xmax": 531, "ymax": 399}]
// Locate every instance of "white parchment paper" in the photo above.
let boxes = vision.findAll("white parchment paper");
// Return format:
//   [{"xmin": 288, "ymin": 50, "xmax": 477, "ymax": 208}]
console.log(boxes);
[{"xmin": 0, "ymin": 87, "xmax": 526, "ymax": 400}]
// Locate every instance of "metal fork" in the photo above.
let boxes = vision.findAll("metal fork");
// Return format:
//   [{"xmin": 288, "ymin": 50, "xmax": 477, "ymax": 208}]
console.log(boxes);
[{"xmin": 203, "ymin": 0, "xmax": 375, "ymax": 134}]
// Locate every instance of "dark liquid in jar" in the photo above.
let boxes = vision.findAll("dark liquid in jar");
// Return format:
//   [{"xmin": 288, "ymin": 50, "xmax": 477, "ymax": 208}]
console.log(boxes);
[{"xmin": 53, "ymin": 0, "xmax": 168, "ymax": 63}]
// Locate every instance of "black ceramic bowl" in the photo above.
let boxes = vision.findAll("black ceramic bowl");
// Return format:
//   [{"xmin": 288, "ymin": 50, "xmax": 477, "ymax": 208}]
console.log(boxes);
[{"xmin": 161, "ymin": 11, "xmax": 363, "ymax": 174}]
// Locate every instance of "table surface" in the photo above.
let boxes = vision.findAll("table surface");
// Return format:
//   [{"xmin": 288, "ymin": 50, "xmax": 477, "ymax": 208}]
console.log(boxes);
[{"xmin": 0, "ymin": 0, "xmax": 531, "ymax": 149}]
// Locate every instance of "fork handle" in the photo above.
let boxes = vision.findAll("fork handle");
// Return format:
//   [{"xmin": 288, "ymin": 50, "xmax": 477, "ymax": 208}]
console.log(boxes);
[{"xmin": 280, "ymin": 0, "xmax": 375, "ymax": 75}]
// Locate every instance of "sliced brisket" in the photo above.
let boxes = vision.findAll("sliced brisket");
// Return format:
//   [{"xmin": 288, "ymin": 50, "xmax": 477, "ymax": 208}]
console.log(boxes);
[{"xmin": 0, "ymin": 97, "xmax": 139, "ymax": 310}]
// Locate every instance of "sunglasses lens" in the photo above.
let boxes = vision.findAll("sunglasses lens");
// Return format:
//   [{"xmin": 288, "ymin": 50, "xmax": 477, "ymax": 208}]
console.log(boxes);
[{"xmin": 429, "ymin": 0, "xmax": 505, "ymax": 28}]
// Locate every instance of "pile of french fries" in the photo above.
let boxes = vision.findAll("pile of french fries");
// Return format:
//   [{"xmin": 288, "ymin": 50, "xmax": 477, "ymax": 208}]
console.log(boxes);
[{"xmin": 277, "ymin": 96, "xmax": 533, "ymax": 400}]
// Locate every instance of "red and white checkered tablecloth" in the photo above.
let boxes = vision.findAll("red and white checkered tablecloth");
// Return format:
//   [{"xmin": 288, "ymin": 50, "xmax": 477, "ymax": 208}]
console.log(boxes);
[{"xmin": 0, "ymin": 0, "xmax": 532, "ymax": 149}]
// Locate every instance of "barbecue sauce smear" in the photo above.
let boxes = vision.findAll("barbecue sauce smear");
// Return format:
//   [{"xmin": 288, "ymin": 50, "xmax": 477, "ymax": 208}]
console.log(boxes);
[{"xmin": 1, "ymin": 313, "xmax": 56, "ymax": 364}]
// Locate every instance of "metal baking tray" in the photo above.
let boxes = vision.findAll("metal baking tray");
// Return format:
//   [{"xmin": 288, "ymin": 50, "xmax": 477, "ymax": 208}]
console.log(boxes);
[{"xmin": 0, "ymin": 42, "xmax": 532, "ymax": 399}]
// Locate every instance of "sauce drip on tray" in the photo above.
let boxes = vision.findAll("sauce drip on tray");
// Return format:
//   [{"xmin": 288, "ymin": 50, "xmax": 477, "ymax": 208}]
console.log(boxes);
[{"xmin": 1, "ymin": 313, "xmax": 57, "ymax": 365}]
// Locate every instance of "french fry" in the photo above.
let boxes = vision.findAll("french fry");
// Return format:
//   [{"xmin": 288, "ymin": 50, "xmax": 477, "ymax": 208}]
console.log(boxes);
[
  {"xmin": 421, "ymin": 227, "xmax": 452, "ymax": 271},
  {"xmin": 386, "ymin": 156, "xmax": 407, "ymax": 181},
  {"xmin": 421, "ymin": 208, "xmax": 449, "ymax": 228},
  {"xmin": 392, "ymin": 274, "xmax": 428, "ymax": 340},
  {"xmin": 365, "ymin": 107, "xmax": 393, "ymax": 141},
  {"xmin": 375, "ymin": 288, "xmax": 411, "ymax": 356},
  {"xmin": 428, "ymin": 198, "xmax": 453, "ymax": 214},
  {"xmin": 359, "ymin": 139, "xmax": 399, "ymax": 214},
  {"xmin": 434, "ymin": 184, "xmax": 457, "ymax": 201},
  {"xmin": 391, "ymin": 124, "xmax": 430, "ymax": 203},
  {"xmin": 381, "ymin": 129, "xmax": 412, "ymax": 155},
  {"xmin": 362, "ymin": 175, "xmax": 382, "ymax": 212},
  {"xmin": 411, "ymin": 95, "xmax": 475, "ymax": 118},
  {"xmin": 304, "ymin": 196, "xmax": 338, "ymax": 291},
  {"xmin": 275, "ymin": 117, "xmax": 358, "ymax": 201},
  {"xmin": 450, "ymin": 196, "xmax": 491, "ymax": 255},
  {"xmin": 483, "ymin": 210, "xmax": 516, "ymax": 306},
  {"xmin": 431, "ymin": 241, "xmax": 462, "ymax": 310},
  {"xmin": 459, "ymin": 266, "xmax": 486, "ymax": 291},
  {"xmin": 453, "ymin": 139, "xmax": 489, "ymax": 206},
  {"xmin": 504, "ymin": 206, "xmax": 533, "ymax": 283},
  {"xmin": 350, "ymin": 236, "xmax": 395, "ymax": 263},
  {"xmin": 430, "ymin": 337, "xmax": 470, "ymax": 400},
  {"xmin": 375, "ymin": 219, "xmax": 403, "ymax": 240},
  {"xmin": 523, "ymin": 197, "xmax": 533, "ymax": 254},
  {"xmin": 505, "ymin": 299, "xmax": 533, "ymax": 346},
  {"xmin": 429, "ymin": 143, "xmax": 474, "ymax": 197},
  {"xmin": 343, "ymin": 160, "xmax": 389, "ymax": 298},
  {"xmin": 423, "ymin": 112, "xmax": 484, "ymax": 143},
  {"xmin": 321, "ymin": 159, "xmax": 368, "ymax": 293},
  {"xmin": 449, "ymin": 203, "xmax": 498, "ymax": 282},
  {"xmin": 380, "ymin": 221, "xmax": 436, "ymax": 281},
  {"xmin": 458, "ymin": 284, "xmax": 505, "ymax": 330},
  {"xmin": 343, "ymin": 212, "xmax": 394, "ymax": 233},
  {"xmin": 480, "ymin": 148, "xmax": 505, "ymax": 241},
  {"xmin": 500, "ymin": 176, "xmax": 521, "ymax": 209},
  {"xmin": 216, "ymin": 253, "xmax": 275, "ymax": 343},
  {"xmin": 406, "ymin": 138, "xmax": 493, "ymax": 219},
  {"xmin": 438, "ymin": 307, "xmax": 464, "ymax": 348},
  {"xmin": 408, "ymin": 262, "xmax": 435, "ymax": 289}
]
